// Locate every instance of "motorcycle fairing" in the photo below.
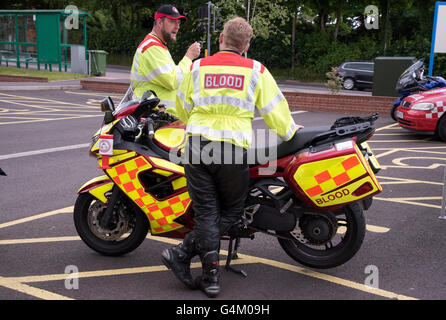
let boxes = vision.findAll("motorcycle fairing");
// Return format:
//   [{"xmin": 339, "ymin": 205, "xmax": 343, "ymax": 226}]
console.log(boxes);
[{"xmin": 104, "ymin": 155, "xmax": 191, "ymax": 234}]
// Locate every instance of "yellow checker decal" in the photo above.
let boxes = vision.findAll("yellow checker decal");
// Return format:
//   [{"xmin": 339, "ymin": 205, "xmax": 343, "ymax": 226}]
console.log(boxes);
[
  {"xmin": 106, "ymin": 156, "xmax": 190, "ymax": 234},
  {"xmin": 295, "ymin": 154, "xmax": 367, "ymax": 199}
]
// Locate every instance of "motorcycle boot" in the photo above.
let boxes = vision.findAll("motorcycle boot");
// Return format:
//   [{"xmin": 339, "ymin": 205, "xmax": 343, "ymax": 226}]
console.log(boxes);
[
  {"xmin": 195, "ymin": 250, "xmax": 220, "ymax": 298},
  {"xmin": 161, "ymin": 233, "xmax": 197, "ymax": 290}
]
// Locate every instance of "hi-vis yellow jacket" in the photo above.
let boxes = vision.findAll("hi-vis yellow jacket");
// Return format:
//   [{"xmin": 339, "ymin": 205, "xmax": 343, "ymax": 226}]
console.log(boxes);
[
  {"xmin": 175, "ymin": 51, "xmax": 297, "ymax": 149},
  {"xmin": 130, "ymin": 34, "xmax": 192, "ymax": 115}
]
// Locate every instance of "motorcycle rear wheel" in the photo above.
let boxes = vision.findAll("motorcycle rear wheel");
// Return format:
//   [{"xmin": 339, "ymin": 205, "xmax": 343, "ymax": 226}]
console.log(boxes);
[
  {"xmin": 74, "ymin": 193, "xmax": 149, "ymax": 256},
  {"xmin": 278, "ymin": 203, "xmax": 365, "ymax": 269}
]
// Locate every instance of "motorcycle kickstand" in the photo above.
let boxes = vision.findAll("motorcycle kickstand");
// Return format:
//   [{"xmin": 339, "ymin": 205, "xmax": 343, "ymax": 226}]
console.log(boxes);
[{"xmin": 225, "ymin": 237, "xmax": 247, "ymax": 277}]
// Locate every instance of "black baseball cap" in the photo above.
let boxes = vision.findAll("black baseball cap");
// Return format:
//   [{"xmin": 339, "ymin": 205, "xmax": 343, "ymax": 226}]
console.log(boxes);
[{"xmin": 155, "ymin": 5, "xmax": 187, "ymax": 21}]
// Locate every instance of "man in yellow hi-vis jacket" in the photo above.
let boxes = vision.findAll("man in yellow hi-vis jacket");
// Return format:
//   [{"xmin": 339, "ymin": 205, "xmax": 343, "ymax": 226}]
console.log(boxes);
[
  {"xmin": 161, "ymin": 17, "xmax": 303, "ymax": 298},
  {"xmin": 130, "ymin": 5, "xmax": 201, "ymax": 114}
]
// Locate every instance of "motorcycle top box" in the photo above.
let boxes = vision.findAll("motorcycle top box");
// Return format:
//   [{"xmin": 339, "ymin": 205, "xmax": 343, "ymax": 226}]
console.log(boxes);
[{"xmin": 284, "ymin": 139, "xmax": 381, "ymax": 210}]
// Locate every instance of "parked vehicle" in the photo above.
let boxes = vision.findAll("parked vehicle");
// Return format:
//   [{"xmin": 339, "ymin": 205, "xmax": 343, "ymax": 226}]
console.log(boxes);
[
  {"xmin": 395, "ymin": 88, "xmax": 446, "ymax": 141},
  {"xmin": 336, "ymin": 61, "xmax": 374, "ymax": 90},
  {"xmin": 74, "ymin": 91, "xmax": 382, "ymax": 269},
  {"xmin": 391, "ymin": 59, "xmax": 446, "ymax": 121}
]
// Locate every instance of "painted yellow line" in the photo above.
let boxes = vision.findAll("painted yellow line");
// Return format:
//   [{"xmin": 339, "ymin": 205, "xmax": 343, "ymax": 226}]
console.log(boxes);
[
  {"xmin": 375, "ymin": 123, "xmax": 400, "ymax": 132},
  {"xmin": 375, "ymin": 197, "xmax": 441, "ymax": 209},
  {"xmin": 378, "ymin": 176, "xmax": 443, "ymax": 186},
  {"xmin": 64, "ymin": 91, "xmax": 122, "ymax": 99},
  {"xmin": 0, "ymin": 236, "xmax": 81, "ymax": 245},
  {"xmin": 375, "ymin": 149, "xmax": 400, "ymax": 159},
  {"xmin": 0, "ymin": 92, "xmax": 90, "ymax": 108},
  {"xmin": 366, "ymin": 225, "xmax": 390, "ymax": 233},
  {"xmin": 0, "ymin": 276, "xmax": 73, "ymax": 300},
  {"xmin": 240, "ymin": 255, "xmax": 417, "ymax": 300},
  {"xmin": 0, "ymin": 206, "xmax": 73, "ymax": 229},
  {"xmin": 0, "ymin": 114, "xmax": 101, "ymax": 125},
  {"xmin": 5, "ymin": 238, "xmax": 415, "ymax": 300}
]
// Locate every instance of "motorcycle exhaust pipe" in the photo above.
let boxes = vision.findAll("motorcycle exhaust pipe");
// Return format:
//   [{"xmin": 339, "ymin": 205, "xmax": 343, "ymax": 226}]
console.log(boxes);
[{"xmin": 250, "ymin": 204, "xmax": 296, "ymax": 232}]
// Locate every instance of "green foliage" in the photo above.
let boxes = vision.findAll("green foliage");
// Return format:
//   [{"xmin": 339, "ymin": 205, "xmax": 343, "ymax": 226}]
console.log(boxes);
[
  {"xmin": 2, "ymin": 0, "xmax": 444, "ymax": 78},
  {"xmin": 325, "ymin": 66, "xmax": 343, "ymax": 94}
]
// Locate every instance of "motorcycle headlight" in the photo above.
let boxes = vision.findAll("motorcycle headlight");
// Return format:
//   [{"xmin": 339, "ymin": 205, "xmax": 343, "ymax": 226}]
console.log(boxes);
[{"xmin": 411, "ymin": 102, "xmax": 435, "ymax": 111}]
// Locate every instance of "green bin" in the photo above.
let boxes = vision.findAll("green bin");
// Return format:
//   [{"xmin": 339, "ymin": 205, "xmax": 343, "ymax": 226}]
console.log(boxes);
[
  {"xmin": 372, "ymin": 57, "xmax": 417, "ymax": 97},
  {"xmin": 88, "ymin": 50, "xmax": 108, "ymax": 76}
]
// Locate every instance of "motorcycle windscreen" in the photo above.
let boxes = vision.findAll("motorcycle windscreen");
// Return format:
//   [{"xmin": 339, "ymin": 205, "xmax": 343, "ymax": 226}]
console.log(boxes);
[{"xmin": 285, "ymin": 139, "xmax": 382, "ymax": 209}]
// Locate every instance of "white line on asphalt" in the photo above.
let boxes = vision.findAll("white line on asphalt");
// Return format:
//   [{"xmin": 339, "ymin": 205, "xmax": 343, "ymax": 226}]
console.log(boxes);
[
  {"xmin": 1, "ymin": 111, "xmax": 308, "ymax": 160},
  {"xmin": 253, "ymin": 110, "xmax": 307, "ymax": 121},
  {"xmin": 0, "ymin": 144, "xmax": 90, "ymax": 161}
]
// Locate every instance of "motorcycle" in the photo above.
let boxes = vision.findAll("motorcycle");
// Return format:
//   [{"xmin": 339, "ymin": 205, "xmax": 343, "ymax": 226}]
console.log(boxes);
[
  {"xmin": 74, "ymin": 91, "xmax": 382, "ymax": 270},
  {"xmin": 391, "ymin": 59, "xmax": 446, "ymax": 121}
]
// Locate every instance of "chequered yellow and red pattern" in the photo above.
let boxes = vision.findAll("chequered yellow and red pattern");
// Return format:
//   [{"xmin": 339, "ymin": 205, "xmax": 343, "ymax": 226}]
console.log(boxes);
[
  {"xmin": 301, "ymin": 155, "xmax": 366, "ymax": 198},
  {"xmin": 106, "ymin": 156, "xmax": 191, "ymax": 234}
]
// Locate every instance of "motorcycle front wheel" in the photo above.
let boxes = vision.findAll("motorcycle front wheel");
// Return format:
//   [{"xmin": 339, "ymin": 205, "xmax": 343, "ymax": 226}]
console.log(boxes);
[
  {"xmin": 74, "ymin": 193, "xmax": 150, "ymax": 256},
  {"xmin": 278, "ymin": 203, "xmax": 365, "ymax": 269}
]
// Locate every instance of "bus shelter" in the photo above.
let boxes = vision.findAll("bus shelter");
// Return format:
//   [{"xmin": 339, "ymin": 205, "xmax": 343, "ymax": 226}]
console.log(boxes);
[{"xmin": 0, "ymin": 9, "xmax": 90, "ymax": 72}]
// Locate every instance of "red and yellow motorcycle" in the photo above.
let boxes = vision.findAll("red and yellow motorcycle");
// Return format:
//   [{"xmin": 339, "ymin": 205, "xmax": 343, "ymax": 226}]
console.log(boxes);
[{"xmin": 74, "ymin": 92, "xmax": 382, "ymax": 269}]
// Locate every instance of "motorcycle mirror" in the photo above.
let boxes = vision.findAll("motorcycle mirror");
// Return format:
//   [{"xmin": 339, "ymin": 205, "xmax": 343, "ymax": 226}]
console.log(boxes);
[{"xmin": 101, "ymin": 97, "xmax": 115, "ymax": 112}]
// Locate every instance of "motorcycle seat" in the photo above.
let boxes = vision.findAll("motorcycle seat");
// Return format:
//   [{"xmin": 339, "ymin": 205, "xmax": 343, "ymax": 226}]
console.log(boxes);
[{"xmin": 247, "ymin": 126, "xmax": 330, "ymax": 165}]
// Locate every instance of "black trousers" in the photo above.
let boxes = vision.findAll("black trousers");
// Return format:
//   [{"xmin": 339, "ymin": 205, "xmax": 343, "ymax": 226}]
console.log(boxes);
[{"xmin": 183, "ymin": 136, "xmax": 250, "ymax": 254}]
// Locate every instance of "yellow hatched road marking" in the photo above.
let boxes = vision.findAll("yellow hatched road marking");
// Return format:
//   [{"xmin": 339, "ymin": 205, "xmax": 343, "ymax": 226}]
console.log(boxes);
[{"xmin": 0, "ymin": 234, "xmax": 417, "ymax": 300}]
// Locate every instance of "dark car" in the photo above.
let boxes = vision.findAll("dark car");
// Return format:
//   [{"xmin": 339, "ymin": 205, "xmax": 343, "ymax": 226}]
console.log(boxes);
[{"xmin": 336, "ymin": 61, "xmax": 374, "ymax": 90}]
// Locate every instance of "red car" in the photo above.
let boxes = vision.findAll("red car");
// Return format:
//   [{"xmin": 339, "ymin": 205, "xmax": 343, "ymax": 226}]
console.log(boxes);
[{"xmin": 396, "ymin": 88, "xmax": 446, "ymax": 141}]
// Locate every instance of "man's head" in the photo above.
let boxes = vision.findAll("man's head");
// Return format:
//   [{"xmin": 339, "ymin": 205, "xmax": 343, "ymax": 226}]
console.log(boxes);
[
  {"xmin": 153, "ymin": 5, "xmax": 187, "ymax": 44},
  {"xmin": 219, "ymin": 17, "xmax": 253, "ymax": 54}
]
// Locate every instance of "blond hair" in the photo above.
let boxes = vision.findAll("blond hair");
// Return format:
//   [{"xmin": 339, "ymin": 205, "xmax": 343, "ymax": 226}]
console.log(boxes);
[{"xmin": 222, "ymin": 17, "xmax": 253, "ymax": 52}]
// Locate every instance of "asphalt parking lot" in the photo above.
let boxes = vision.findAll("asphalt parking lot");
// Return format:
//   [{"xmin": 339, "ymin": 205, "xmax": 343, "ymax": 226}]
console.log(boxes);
[{"xmin": 0, "ymin": 89, "xmax": 445, "ymax": 304}]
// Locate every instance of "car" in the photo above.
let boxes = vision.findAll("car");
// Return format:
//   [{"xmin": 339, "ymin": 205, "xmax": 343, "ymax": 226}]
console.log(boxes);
[
  {"xmin": 336, "ymin": 61, "xmax": 374, "ymax": 90},
  {"xmin": 395, "ymin": 88, "xmax": 446, "ymax": 141}
]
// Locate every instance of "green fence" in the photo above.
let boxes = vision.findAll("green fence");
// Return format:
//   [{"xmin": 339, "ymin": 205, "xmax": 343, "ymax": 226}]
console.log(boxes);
[{"xmin": 0, "ymin": 9, "xmax": 90, "ymax": 72}]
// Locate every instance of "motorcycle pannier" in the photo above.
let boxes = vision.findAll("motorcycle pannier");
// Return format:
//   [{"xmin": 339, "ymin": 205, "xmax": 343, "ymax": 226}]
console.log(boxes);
[{"xmin": 284, "ymin": 139, "xmax": 382, "ymax": 210}]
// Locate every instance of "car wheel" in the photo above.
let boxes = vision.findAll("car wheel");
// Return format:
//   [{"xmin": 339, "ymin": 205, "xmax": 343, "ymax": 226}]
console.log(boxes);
[
  {"xmin": 343, "ymin": 78, "xmax": 355, "ymax": 90},
  {"xmin": 437, "ymin": 116, "xmax": 446, "ymax": 142}
]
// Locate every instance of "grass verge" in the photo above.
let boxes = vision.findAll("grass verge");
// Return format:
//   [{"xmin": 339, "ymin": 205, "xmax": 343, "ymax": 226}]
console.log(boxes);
[{"xmin": 0, "ymin": 67, "xmax": 89, "ymax": 81}]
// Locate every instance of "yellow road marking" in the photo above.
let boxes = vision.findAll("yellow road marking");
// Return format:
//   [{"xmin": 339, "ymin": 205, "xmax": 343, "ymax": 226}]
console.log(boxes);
[
  {"xmin": 2, "ymin": 234, "xmax": 416, "ymax": 300},
  {"xmin": 375, "ymin": 197, "xmax": 441, "ymax": 209},
  {"xmin": 0, "ymin": 92, "xmax": 90, "ymax": 108},
  {"xmin": 375, "ymin": 123, "xmax": 400, "ymax": 132},
  {"xmin": 378, "ymin": 176, "xmax": 443, "ymax": 186},
  {"xmin": 375, "ymin": 149, "xmax": 400, "ymax": 159},
  {"xmin": 64, "ymin": 91, "xmax": 122, "ymax": 99},
  {"xmin": 0, "ymin": 114, "xmax": 101, "ymax": 125},
  {"xmin": 0, "ymin": 206, "xmax": 73, "ymax": 229},
  {"xmin": 0, "ymin": 276, "xmax": 73, "ymax": 300}
]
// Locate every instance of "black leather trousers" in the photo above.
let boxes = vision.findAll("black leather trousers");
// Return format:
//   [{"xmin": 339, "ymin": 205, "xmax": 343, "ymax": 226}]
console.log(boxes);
[{"xmin": 183, "ymin": 136, "xmax": 249, "ymax": 254}]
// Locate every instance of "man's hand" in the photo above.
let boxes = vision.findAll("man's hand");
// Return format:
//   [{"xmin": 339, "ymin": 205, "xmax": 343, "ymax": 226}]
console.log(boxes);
[{"xmin": 185, "ymin": 42, "xmax": 201, "ymax": 60}]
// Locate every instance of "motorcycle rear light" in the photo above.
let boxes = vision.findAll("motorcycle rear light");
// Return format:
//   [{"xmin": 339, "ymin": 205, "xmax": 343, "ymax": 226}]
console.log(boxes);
[{"xmin": 352, "ymin": 182, "xmax": 373, "ymax": 197}]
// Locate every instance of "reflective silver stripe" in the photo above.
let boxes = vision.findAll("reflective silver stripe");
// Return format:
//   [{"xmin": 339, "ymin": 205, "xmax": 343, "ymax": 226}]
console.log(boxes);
[
  {"xmin": 280, "ymin": 122, "xmax": 297, "ymax": 141},
  {"xmin": 177, "ymin": 90, "xmax": 193, "ymax": 111},
  {"xmin": 131, "ymin": 63, "xmax": 175, "ymax": 82},
  {"xmin": 186, "ymin": 124, "xmax": 252, "ymax": 144},
  {"xmin": 175, "ymin": 65, "xmax": 184, "ymax": 87},
  {"xmin": 133, "ymin": 38, "xmax": 157, "ymax": 71},
  {"xmin": 192, "ymin": 60, "xmax": 201, "ymax": 103},
  {"xmin": 159, "ymin": 99, "xmax": 175, "ymax": 109},
  {"xmin": 260, "ymin": 92, "xmax": 285, "ymax": 116},
  {"xmin": 196, "ymin": 95, "xmax": 255, "ymax": 113},
  {"xmin": 247, "ymin": 61, "xmax": 261, "ymax": 103}
]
